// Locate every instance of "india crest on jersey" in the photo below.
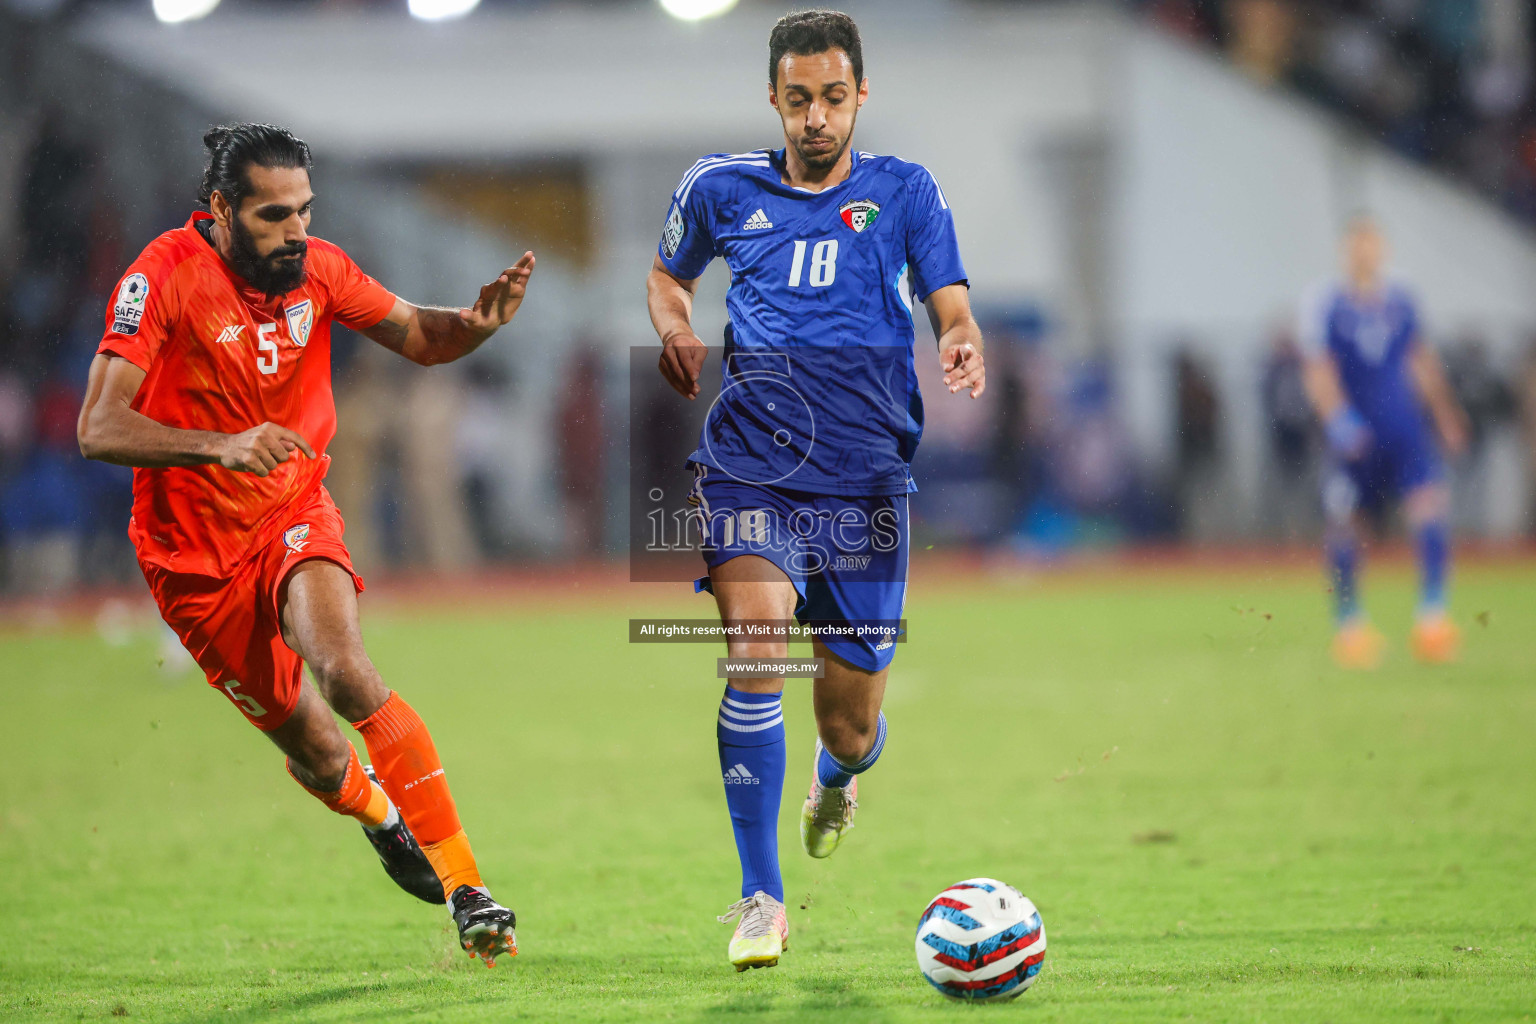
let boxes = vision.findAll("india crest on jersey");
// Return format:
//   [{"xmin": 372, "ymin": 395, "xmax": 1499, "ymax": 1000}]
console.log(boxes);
[
  {"xmin": 839, "ymin": 200, "xmax": 881, "ymax": 233},
  {"xmin": 285, "ymin": 300, "xmax": 314, "ymax": 348}
]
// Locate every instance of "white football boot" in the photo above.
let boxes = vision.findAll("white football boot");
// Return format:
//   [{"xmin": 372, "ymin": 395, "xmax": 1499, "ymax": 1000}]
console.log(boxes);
[
  {"xmin": 718, "ymin": 891, "xmax": 789, "ymax": 971},
  {"xmin": 800, "ymin": 740, "xmax": 858, "ymax": 859}
]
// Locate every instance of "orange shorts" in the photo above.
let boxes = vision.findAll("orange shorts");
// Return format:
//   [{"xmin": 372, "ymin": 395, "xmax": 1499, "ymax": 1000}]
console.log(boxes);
[{"xmin": 141, "ymin": 486, "xmax": 364, "ymax": 731}]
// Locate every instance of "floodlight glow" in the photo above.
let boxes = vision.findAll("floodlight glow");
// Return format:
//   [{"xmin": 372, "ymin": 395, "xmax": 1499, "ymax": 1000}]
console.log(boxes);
[
  {"xmin": 408, "ymin": 0, "xmax": 480, "ymax": 21},
  {"xmin": 152, "ymin": 0, "xmax": 220, "ymax": 24},
  {"xmin": 659, "ymin": 0, "xmax": 737, "ymax": 21}
]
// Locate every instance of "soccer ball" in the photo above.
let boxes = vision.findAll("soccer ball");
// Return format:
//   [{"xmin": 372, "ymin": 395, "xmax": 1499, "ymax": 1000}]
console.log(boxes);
[{"xmin": 915, "ymin": 878, "xmax": 1046, "ymax": 1000}]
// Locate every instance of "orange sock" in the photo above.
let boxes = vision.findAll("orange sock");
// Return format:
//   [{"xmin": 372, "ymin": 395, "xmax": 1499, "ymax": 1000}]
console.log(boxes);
[
  {"xmin": 288, "ymin": 744, "xmax": 391, "ymax": 828},
  {"xmin": 353, "ymin": 691, "xmax": 482, "ymax": 898},
  {"xmin": 420, "ymin": 831, "xmax": 484, "ymax": 897}
]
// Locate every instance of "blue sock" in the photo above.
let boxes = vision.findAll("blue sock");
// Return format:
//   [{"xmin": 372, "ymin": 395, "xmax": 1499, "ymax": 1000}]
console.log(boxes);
[
  {"xmin": 816, "ymin": 712, "xmax": 888, "ymax": 789},
  {"xmin": 1326, "ymin": 531, "xmax": 1360, "ymax": 624},
  {"xmin": 1417, "ymin": 518, "xmax": 1450, "ymax": 612},
  {"xmin": 717, "ymin": 687, "xmax": 785, "ymax": 902}
]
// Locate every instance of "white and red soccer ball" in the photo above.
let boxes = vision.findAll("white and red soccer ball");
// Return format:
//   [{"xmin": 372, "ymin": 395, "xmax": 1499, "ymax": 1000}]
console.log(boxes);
[{"xmin": 915, "ymin": 878, "xmax": 1046, "ymax": 1000}]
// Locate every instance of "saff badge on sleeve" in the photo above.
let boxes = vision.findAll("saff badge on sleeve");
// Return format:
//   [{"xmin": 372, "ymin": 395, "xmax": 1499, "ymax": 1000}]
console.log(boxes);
[{"xmin": 112, "ymin": 273, "xmax": 150, "ymax": 335}]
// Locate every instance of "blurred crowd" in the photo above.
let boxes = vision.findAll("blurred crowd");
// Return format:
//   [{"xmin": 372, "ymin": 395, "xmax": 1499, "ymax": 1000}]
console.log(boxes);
[
  {"xmin": 1133, "ymin": 0, "xmax": 1536, "ymax": 223},
  {"xmin": 917, "ymin": 315, "xmax": 1536, "ymax": 553},
  {"xmin": 4, "ymin": 113, "xmax": 1536, "ymax": 596},
  {"xmin": 8, "ymin": 0, "xmax": 1536, "ymax": 595},
  {"xmin": 0, "ymin": 121, "xmax": 140, "ymax": 594}
]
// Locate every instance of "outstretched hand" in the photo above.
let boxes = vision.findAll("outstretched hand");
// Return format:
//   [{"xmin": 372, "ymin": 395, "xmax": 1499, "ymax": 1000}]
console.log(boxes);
[
  {"xmin": 942, "ymin": 342, "xmax": 986, "ymax": 399},
  {"xmin": 458, "ymin": 252, "xmax": 536, "ymax": 334}
]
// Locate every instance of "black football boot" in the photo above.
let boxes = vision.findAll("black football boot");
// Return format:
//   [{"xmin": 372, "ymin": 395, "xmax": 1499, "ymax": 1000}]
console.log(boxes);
[{"xmin": 360, "ymin": 765, "xmax": 445, "ymax": 905}]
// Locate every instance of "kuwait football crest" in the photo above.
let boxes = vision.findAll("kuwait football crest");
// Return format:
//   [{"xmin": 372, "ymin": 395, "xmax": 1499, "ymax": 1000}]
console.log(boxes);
[
  {"xmin": 283, "ymin": 524, "xmax": 311, "ymax": 553},
  {"xmin": 284, "ymin": 300, "xmax": 314, "ymax": 348},
  {"xmin": 839, "ymin": 200, "xmax": 881, "ymax": 233}
]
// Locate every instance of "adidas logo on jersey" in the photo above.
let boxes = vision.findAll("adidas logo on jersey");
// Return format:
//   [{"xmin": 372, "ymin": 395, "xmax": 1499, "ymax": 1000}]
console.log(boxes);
[
  {"xmin": 724, "ymin": 763, "xmax": 760, "ymax": 784},
  {"xmin": 742, "ymin": 209, "xmax": 773, "ymax": 231},
  {"xmin": 214, "ymin": 325, "xmax": 246, "ymax": 345}
]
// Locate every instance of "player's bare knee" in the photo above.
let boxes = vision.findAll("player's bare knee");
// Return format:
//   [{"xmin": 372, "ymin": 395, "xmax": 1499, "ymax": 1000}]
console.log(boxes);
[
  {"xmin": 820, "ymin": 716, "xmax": 877, "ymax": 766},
  {"xmin": 727, "ymin": 640, "xmax": 789, "ymax": 661},
  {"xmin": 306, "ymin": 647, "xmax": 385, "ymax": 720},
  {"xmin": 305, "ymin": 646, "xmax": 366, "ymax": 690},
  {"xmin": 288, "ymin": 731, "xmax": 351, "ymax": 792}
]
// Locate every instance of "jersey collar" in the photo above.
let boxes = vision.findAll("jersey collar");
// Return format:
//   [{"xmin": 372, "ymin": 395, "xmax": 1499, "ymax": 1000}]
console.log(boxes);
[{"xmin": 771, "ymin": 146, "xmax": 861, "ymax": 195}]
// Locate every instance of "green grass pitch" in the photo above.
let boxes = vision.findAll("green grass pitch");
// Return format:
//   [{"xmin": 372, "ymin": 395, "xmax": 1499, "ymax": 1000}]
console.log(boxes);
[{"xmin": 1, "ymin": 559, "xmax": 1533, "ymax": 1022}]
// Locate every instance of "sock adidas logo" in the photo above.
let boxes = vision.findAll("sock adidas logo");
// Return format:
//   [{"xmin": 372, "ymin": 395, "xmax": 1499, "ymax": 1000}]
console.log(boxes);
[
  {"xmin": 723, "ymin": 763, "xmax": 760, "ymax": 784},
  {"xmin": 743, "ymin": 209, "xmax": 773, "ymax": 231}
]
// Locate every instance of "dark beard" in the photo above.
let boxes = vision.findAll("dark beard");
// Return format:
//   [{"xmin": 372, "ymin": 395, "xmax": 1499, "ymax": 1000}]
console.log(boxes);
[
  {"xmin": 228, "ymin": 218, "xmax": 307, "ymax": 298},
  {"xmin": 795, "ymin": 132, "xmax": 849, "ymax": 173}
]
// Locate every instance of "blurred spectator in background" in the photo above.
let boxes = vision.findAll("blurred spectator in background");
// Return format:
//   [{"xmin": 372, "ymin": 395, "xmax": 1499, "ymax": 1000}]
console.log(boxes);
[
  {"xmin": 986, "ymin": 328, "xmax": 1039, "ymax": 542},
  {"xmin": 328, "ymin": 342, "xmax": 391, "ymax": 571},
  {"xmin": 1260, "ymin": 328, "xmax": 1318, "ymax": 539},
  {"xmin": 1228, "ymin": 0, "xmax": 1296, "ymax": 85},
  {"xmin": 1135, "ymin": 0, "xmax": 1536, "ymax": 229},
  {"xmin": 1172, "ymin": 345, "xmax": 1224, "ymax": 540},
  {"xmin": 1143, "ymin": 0, "xmax": 1221, "ymax": 45},
  {"xmin": 457, "ymin": 362, "xmax": 516, "ymax": 561},
  {"xmin": 1444, "ymin": 331, "xmax": 1516, "ymax": 532},
  {"xmin": 402, "ymin": 365, "xmax": 474, "ymax": 571},
  {"xmin": 330, "ymin": 343, "xmax": 475, "ymax": 574},
  {"xmin": 0, "ymin": 113, "xmax": 134, "ymax": 591},
  {"xmin": 558, "ymin": 344, "xmax": 606, "ymax": 556},
  {"xmin": 1053, "ymin": 352, "xmax": 1138, "ymax": 540},
  {"xmin": 913, "ymin": 322, "xmax": 1002, "ymax": 545},
  {"xmin": 1520, "ymin": 337, "xmax": 1536, "ymax": 535},
  {"xmin": 0, "ymin": 375, "xmax": 124, "ymax": 592}
]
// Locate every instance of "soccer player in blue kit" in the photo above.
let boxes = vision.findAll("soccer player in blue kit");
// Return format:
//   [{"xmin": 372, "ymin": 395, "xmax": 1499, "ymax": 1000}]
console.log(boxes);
[
  {"xmin": 645, "ymin": 10, "xmax": 985, "ymax": 971},
  {"xmin": 1299, "ymin": 216, "xmax": 1468, "ymax": 668}
]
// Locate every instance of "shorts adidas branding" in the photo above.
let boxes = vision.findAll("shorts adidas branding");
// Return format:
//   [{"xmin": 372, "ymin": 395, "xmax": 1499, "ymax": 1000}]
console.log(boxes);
[
  {"xmin": 743, "ymin": 208, "xmax": 773, "ymax": 231},
  {"xmin": 723, "ymin": 763, "xmax": 760, "ymax": 784}
]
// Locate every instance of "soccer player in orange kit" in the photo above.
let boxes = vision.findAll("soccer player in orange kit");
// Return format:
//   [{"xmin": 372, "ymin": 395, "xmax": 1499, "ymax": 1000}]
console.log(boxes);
[{"xmin": 77, "ymin": 124, "xmax": 529, "ymax": 966}]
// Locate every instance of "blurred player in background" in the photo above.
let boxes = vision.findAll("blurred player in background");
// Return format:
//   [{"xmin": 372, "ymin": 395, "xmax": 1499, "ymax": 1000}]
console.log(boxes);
[
  {"xmin": 77, "ymin": 124, "xmax": 531, "ymax": 965},
  {"xmin": 646, "ymin": 11, "xmax": 984, "ymax": 971},
  {"xmin": 1299, "ymin": 215, "xmax": 1469, "ymax": 668}
]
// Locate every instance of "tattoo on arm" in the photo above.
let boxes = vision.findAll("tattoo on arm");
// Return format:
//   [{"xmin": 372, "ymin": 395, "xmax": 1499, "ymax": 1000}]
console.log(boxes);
[
  {"xmin": 417, "ymin": 306, "xmax": 489, "ymax": 365},
  {"xmin": 365, "ymin": 316, "xmax": 410, "ymax": 356},
  {"xmin": 363, "ymin": 302, "xmax": 490, "ymax": 366},
  {"xmin": 416, "ymin": 306, "xmax": 467, "ymax": 344}
]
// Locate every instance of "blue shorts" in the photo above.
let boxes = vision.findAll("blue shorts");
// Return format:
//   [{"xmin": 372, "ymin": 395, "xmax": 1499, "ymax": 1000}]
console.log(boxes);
[
  {"xmin": 688, "ymin": 463, "xmax": 908, "ymax": 673},
  {"xmin": 1324, "ymin": 426, "xmax": 1442, "ymax": 517}
]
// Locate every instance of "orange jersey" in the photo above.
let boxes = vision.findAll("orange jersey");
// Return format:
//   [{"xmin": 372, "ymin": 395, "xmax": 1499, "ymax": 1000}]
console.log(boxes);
[{"xmin": 98, "ymin": 212, "xmax": 396, "ymax": 578}]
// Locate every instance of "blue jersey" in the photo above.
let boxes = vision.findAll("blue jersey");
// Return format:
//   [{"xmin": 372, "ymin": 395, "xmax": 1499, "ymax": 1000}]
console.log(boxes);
[
  {"xmin": 658, "ymin": 147, "xmax": 968, "ymax": 496},
  {"xmin": 1299, "ymin": 280, "xmax": 1429, "ymax": 445}
]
